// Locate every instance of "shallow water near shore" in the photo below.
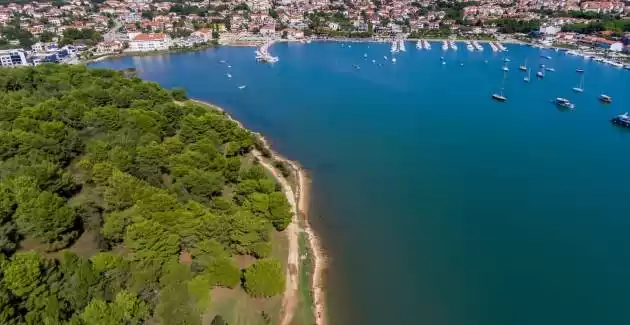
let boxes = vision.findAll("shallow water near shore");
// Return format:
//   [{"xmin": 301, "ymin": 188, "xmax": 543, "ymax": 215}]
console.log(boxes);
[{"xmin": 92, "ymin": 41, "xmax": 630, "ymax": 325}]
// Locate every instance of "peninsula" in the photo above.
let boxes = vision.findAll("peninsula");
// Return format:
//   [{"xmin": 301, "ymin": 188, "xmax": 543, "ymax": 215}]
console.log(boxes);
[{"xmin": 0, "ymin": 65, "xmax": 323, "ymax": 325}]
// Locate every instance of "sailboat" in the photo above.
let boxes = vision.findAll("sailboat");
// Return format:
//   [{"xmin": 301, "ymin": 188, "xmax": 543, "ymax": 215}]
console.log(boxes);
[
  {"xmin": 524, "ymin": 69, "xmax": 531, "ymax": 82},
  {"xmin": 536, "ymin": 69, "xmax": 544, "ymax": 79},
  {"xmin": 519, "ymin": 58, "xmax": 528, "ymax": 71},
  {"xmin": 502, "ymin": 63, "xmax": 509, "ymax": 72},
  {"xmin": 572, "ymin": 74, "xmax": 584, "ymax": 93},
  {"xmin": 492, "ymin": 71, "xmax": 508, "ymax": 102}
]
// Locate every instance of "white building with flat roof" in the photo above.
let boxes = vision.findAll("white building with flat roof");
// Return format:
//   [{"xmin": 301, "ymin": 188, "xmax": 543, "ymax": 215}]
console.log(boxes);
[
  {"xmin": 128, "ymin": 33, "xmax": 172, "ymax": 52},
  {"xmin": 0, "ymin": 49, "xmax": 29, "ymax": 67}
]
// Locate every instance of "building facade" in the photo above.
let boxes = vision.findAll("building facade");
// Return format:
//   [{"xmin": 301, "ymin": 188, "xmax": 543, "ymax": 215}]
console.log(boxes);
[
  {"xmin": 128, "ymin": 33, "xmax": 172, "ymax": 52},
  {"xmin": 0, "ymin": 49, "xmax": 29, "ymax": 67}
]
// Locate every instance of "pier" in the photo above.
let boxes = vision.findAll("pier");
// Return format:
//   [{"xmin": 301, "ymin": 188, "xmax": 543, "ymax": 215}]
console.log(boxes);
[
  {"xmin": 422, "ymin": 40, "xmax": 431, "ymax": 50},
  {"xmin": 473, "ymin": 41, "xmax": 483, "ymax": 51},
  {"xmin": 256, "ymin": 40, "xmax": 279, "ymax": 63},
  {"xmin": 489, "ymin": 42, "xmax": 499, "ymax": 52},
  {"xmin": 465, "ymin": 40, "xmax": 474, "ymax": 52},
  {"xmin": 391, "ymin": 40, "xmax": 399, "ymax": 53}
]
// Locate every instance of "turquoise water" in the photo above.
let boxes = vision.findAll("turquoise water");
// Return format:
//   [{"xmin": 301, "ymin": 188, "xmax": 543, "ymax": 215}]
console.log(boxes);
[{"xmin": 92, "ymin": 42, "xmax": 630, "ymax": 325}]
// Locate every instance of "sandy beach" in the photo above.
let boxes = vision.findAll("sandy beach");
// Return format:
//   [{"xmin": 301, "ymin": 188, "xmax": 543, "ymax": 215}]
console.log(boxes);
[{"xmin": 190, "ymin": 99, "xmax": 327, "ymax": 325}]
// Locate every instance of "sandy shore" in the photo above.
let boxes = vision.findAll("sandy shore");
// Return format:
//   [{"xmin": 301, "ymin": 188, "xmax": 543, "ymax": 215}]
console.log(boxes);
[{"xmin": 190, "ymin": 99, "xmax": 327, "ymax": 325}]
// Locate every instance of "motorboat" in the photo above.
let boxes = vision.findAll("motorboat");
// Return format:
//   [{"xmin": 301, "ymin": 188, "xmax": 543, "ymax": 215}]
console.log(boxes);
[
  {"xmin": 555, "ymin": 97, "xmax": 575, "ymax": 109},
  {"xmin": 599, "ymin": 94, "xmax": 612, "ymax": 103}
]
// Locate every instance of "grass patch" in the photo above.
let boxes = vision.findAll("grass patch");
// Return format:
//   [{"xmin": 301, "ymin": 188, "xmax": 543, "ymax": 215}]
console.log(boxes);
[
  {"xmin": 205, "ymin": 287, "xmax": 282, "ymax": 325},
  {"xmin": 294, "ymin": 231, "xmax": 316, "ymax": 325},
  {"xmin": 270, "ymin": 230, "xmax": 289, "ymax": 270},
  {"xmin": 202, "ymin": 230, "xmax": 289, "ymax": 325}
]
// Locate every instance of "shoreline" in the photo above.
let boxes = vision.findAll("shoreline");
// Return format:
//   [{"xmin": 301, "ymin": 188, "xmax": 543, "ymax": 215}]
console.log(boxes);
[
  {"xmin": 84, "ymin": 37, "xmax": 520, "ymax": 65},
  {"xmin": 190, "ymin": 99, "xmax": 327, "ymax": 325},
  {"xmin": 82, "ymin": 43, "xmax": 219, "ymax": 65}
]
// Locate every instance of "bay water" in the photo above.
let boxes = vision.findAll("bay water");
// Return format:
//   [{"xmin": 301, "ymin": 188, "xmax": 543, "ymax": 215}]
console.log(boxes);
[{"xmin": 92, "ymin": 42, "xmax": 630, "ymax": 325}]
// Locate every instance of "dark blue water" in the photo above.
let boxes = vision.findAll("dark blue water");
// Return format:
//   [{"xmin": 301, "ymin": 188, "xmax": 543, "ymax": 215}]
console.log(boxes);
[{"xmin": 92, "ymin": 42, "xmax": 630, "ymax": 325}]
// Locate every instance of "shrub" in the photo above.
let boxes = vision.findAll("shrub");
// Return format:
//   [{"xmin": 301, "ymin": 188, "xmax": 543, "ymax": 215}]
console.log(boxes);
[
  {"xmin": 243, "ymin": 259, "xmax": 284, "ymax": 297},
  {"xmin": 171, "ymin": 88, "xmax": 188, "ymax": 101}
]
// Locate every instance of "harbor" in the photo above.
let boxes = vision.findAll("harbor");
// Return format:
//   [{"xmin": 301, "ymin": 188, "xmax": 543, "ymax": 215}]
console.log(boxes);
[{"xmin": 91, "ymin": 41, "xmax": 630, "ymax": 325}]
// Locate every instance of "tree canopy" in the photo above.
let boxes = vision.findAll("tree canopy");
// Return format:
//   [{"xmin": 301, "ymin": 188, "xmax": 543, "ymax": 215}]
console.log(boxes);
[
  {"xmin": 243, "ymin": 258, "xmax": 285, "ymax": 297},
  {"xmin": 0, "ymin": 64, "xmax": 290, "ymax": 324}
]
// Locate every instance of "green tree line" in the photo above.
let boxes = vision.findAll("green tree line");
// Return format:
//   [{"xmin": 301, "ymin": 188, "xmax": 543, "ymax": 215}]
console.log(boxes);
[
  {"xmin": 562, "ymin": 19, "xmax": 630, "ymax": 35},
  {"xmin": 0, "ymin": 65, "xmax": 290, "ymax": 324},
  {"xmin": 492, "ymin": 18, "xmax": 541, "ymax": 34}
]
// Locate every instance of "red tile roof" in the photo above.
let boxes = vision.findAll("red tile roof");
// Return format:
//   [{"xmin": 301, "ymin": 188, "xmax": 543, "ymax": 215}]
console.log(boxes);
[{"xmin": 133, "ymin": 33, "xmax": 166, "ymax": 41}]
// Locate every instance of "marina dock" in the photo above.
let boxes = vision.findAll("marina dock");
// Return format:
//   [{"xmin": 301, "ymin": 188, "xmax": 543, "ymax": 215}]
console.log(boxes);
[
  {"xmin": 473, "ymin": 41, "xmax": 483, "ymax": 51},
  {"xmin": 489, "ymin": 42, "xmax": 499, "ymax": 52},
  {"xmin": 256, "ymin": 40, "xmax": 279, "ymax": 63},
  {"xmin": 422, "ymin": 40, "xmax": 431, "ymax": 50},
  {"xmin": 448, "ymin": 40, "xmax": 458, "ymax": 51}
]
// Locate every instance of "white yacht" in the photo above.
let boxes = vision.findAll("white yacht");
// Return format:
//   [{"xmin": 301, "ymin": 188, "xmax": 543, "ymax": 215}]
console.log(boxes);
[
  {"xmin": 465, "ymin": 40, "xmax": 474, "ymax": 51},
  {"xmin": 473, "ymin": 41, "xmax": 483, "ymax": 51},
  {"xmin": 423, "ymin": 40, "xmax": 431, "ymax": 50},
  {"xmin": 449, "ymin": 40, "xmax": 458, "ymax": 50},
  {"xmin": 390, "ymin": 41, "xmax": 399, "ymax": 53},
  {"xmin": 399, "ymin": 39, "xmax": 406, "ymax": 52}
]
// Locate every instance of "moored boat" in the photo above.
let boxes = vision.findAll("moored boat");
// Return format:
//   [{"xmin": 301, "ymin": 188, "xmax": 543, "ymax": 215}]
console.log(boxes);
[
  {"xmin": 492, "ymin": 93, "xmax": 507, "ymax": 101},
  {"xmin": 555, "ymin": 97, "xmax": 575, "ymax": 109},
  {"xmin": 572, "ymin": 74, "xmax": 585, "ymax": 93},
  {"xmin": 492, "ymin": 70, "xmax": 508, "ymax": 102},
  {"xmin": 612, "ymin": 113, "xmax": 630, "ymax": 127},
  {"xmin": 472, "ymin": 40, "xmax": 483, "ymax": 51},
  {"xmin": 519, "ymin": 58, "xmax": 527, "ymax": 71},
  {"xmin": 599, "ymin": 94, "xmax": 612, "ymax": 103},
  {"xmin": 399, "ymin": 39, "xmax": 406, "ymax": 52},
  {"xmin": 524, "ymin": 69, "xmax": 531, "ymax": 82}
]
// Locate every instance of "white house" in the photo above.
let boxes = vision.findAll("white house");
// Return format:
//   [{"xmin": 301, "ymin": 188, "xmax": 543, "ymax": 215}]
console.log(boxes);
[
  {"xmin": 190, "ymin": 28, "xmax": 213, "ymax": 42},
  {"xmin": 0, "ymin": 49, "xmax": 30, "ymax": 67},
  {"xmin": 609, "ymin": 42, "xmax": 624, "ymax": 52},
  {"xmin": 539, "ymin": 25, "xmax": 560, "ymax": 36},
  {"xmin": 128, "ymin": 33, "xmax": 172, "ymax": 52},
  {"xmin": 96, "ymin": 40, "xmax": 124, "ymax": 54}
]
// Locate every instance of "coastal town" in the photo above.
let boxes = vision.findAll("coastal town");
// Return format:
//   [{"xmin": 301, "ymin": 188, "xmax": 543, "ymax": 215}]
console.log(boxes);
[{"xmin": 0, "ymin": 0, "xmax": 629, "ymax": 65}]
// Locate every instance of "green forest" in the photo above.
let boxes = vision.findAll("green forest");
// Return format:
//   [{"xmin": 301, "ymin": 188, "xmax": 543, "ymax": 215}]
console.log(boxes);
[{"xmin": 0, "ymin": 65, "xmax": 291, "ymax": 324}]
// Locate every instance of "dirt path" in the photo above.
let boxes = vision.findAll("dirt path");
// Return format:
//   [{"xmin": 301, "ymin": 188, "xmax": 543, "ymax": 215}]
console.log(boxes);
[
  {"xmin": 253, "ymin": 150, "xmax": 326, "ymax": 325},
  {"xmin": 252, "ymin": 150, "xmax": 300, "ymax": 325},
  {"xmin": 189, "ymin": 99, "xmax": 326, "ymax": 325}
]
